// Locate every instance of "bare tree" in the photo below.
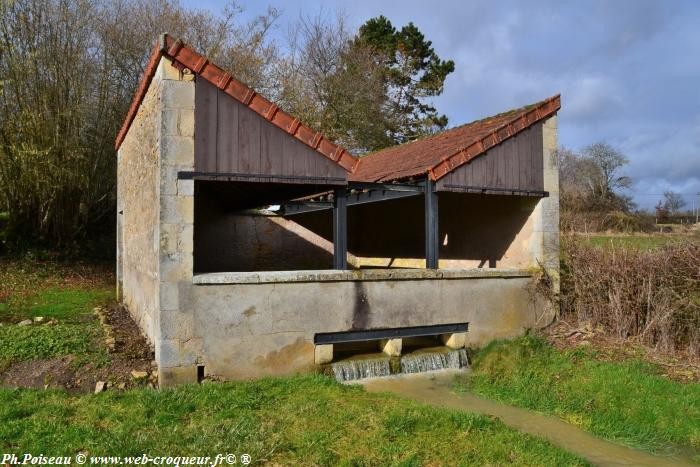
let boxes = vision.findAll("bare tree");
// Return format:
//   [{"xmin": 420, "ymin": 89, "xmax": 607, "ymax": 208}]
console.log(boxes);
[
  {"xmin": 0, "ymin": 0, "xmax": 280, "ymax": 250},
  {"xmin": 581, "ymin": 142, "xmax": 632, "ymax": 204},
  {"xmin": 662, "ymin": 190, "xmax": 686, "ymax": 214},
  {"xmin": 277, "ymin": 11, "xmax": 389, "ymax": 153}
]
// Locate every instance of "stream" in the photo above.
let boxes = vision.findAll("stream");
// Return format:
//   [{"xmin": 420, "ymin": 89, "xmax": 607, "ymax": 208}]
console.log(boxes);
[{"xmin": 359, "ymin": 370, "xmax": 697, "ymax": 467}]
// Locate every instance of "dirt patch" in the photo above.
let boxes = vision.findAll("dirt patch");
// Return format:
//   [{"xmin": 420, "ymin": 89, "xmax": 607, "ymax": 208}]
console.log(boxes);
[
  {"xmin": 0, "ymin": 303, "xmax": 155, "ymax": 393},
  {"xmin": 544, "ymin": 320, "xmax": 700, "ymax": 383},
  {"xmin": 2, "ymin": 356, "xmax": 78, "ymax": 389}
]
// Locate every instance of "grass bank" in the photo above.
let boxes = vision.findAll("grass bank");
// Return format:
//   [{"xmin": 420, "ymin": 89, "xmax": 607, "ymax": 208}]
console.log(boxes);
[
  {"xmin": 0, "ymin": 375, "xmax": 587, "ymax": 466},
  {"xmin": 459, "ymin": 336, "xmax": 700, "ymax": 459}
]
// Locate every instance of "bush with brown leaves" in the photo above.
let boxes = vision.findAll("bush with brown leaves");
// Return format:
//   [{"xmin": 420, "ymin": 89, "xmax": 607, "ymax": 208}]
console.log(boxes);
[{"xmin": 561, "ymin": 237, "xmax": 700, "ymax": 355}]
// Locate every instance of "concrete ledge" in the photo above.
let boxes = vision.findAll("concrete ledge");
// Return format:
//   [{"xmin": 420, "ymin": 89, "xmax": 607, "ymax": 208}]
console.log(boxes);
[
  {"xmin": 441, "ymin": 332, "xmax": 467, "ymax": 349},
  {"xmin": 314, "ymin": 344, "xmax": 333, "ymax": 364},
  {"xmin": 379, "ymin": 338, "xmax": 402, "ymax": 357},
  {"xmin": 193, "ymin": 268, "xmax": 534, "ymax": 285}
]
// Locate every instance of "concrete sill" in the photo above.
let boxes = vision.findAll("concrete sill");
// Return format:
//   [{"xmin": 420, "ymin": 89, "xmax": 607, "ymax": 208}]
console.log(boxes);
[{"xmin": 193, "ymin": 268, "xmax": 534, "ymax": 285}]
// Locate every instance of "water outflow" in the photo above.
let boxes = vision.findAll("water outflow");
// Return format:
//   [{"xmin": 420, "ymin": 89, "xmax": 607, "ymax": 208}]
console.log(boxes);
[
  {"xmin": 331, "ymin": 348, "xmax": 470, "ymax": 382},
  {"xmin": 400, "ymin": 349, "xmax": 469, "ymax": 374},
  {"xmin": 331, "ymin": 358, "xmax": 391, "ymax": 382}
]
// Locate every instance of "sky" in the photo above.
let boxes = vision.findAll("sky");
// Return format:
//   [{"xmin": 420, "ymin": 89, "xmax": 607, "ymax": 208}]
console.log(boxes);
[{"xmin": 183, "ymin": 0, "xmax": 700, "ymax": 210}]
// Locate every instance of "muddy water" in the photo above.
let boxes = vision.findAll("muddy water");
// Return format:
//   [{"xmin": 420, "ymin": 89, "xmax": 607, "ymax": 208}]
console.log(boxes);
[{"xmin": 360, "ymin": 370, "xmax": 697, "ymax": 467}]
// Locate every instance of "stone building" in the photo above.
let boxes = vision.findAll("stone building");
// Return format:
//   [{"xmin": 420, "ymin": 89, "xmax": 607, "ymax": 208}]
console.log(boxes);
[{"xmin": 116, "ymin": 35, "xmax": 561, "ymax": 386}]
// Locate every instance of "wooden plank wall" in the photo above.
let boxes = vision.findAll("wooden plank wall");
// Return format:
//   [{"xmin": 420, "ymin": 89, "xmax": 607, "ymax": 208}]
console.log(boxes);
[
  {"xmin": 436, "ymin": 123, "xmax": 544, "ymax": 192},
  {"xmin": 194, "ymin": 79, "xmax": 347, "ymax": 182}
]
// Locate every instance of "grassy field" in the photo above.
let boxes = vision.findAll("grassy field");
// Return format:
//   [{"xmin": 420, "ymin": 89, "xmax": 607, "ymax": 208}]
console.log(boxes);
[
  {"xmin": 0, "ymin": 375, "xmax": 588, "ymax": 465},
  {"xmin": 574, "ymin": 232, "xmax": 697, "ymax": 250},
  {"xmin": 459, "ymin": 336, "xmax": 700, "ymax": 459},
  {"xmin": 2, "ymin": 255, "xmax": 698, "ymax": 464},
  {"xmin": 0, "ymin": 260, "xmax": 113, "ymax": 369},
  {"xmin": 0, "ymin": 259, "xmax": 588, "ymax": 465}
]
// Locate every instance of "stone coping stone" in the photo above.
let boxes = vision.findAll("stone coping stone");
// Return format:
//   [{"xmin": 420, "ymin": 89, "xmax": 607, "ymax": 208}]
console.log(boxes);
[{"xmin": 193, "ymin": 268, "xmax": 534, "ymax": 285}]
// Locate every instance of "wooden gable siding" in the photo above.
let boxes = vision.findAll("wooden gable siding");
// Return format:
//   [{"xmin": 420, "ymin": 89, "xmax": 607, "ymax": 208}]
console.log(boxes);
[
  {"xmin": 436, "ymin": 123, "xmax": 544, "ymax": 192},
  {"xmin": 194, "ymin": 79, "xmax": 347, "ymax": 183}
]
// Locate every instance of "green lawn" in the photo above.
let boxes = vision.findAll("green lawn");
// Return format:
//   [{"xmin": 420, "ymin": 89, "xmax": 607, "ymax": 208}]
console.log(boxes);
[
  {"xmin": 0, "ymin": 375, "xmax": 587, "ymax": 466},
  {"xmin": 458, "ymin": 336, "xmax": 700, "ymax": 458},
  {"xmin": 0, "ymin": 260, "xmax": 587, "ymax": 465},
  {"xmin": 0, "ymin": 260, "xmax": 113, "ymax": 369}
]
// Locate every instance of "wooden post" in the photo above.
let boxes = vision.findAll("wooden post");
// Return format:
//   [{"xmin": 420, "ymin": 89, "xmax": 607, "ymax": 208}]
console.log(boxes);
[
  {"xmin": 425, "ymin": 179, "xmax": 439, "ymax": 269},
  {"xmin": 333, "ymin": 187, "xmax": 347, "ymax": 270}
]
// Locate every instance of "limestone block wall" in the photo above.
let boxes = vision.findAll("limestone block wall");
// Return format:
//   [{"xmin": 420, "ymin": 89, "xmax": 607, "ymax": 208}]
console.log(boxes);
[
  {"xmin": 154, "ymin": 62, "xmax": 198, "ymax": 386},
  {"xmin": 193, "ymin": 208, "xmax": 335, "ymax": 273},
  {"xmin": 117, "ymin": 62, "xmax": 163, "ymax": 343},
  {"xmin": 528, "ymin": 116, "xmax": 560, "ymax": 294},
  {"xmin": 117, "ymin": 56, "xmax": 198, "ymax": 384},
  {"xmin": 191, "ymin": 271, "xmax": 547, "ymax": 380}
]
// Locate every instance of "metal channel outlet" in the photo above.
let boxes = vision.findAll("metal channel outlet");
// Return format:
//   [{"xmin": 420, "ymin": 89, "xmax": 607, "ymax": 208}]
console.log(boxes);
[{"xmin": 314, "ymin": 323, "xmax": 469, "ymax": 345}]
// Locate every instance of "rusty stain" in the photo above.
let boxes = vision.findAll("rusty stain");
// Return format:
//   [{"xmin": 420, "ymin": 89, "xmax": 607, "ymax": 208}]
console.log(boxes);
[
  {"xmin": 243, "ymin": 306, "xmax": 256, "ymax": 317},
  {"xmin": 253, "ymin": 337, "xmax": 314, "ymax": 374},
  {"xmin": 351, "ymin": 281, "xmax": 371, "ymax": 330}
]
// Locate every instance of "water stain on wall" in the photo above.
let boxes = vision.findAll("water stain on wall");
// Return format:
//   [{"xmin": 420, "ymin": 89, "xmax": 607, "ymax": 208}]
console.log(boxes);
[{"xmin": 351, "ymin": 281, "xmax": 371, "ymax": 330}]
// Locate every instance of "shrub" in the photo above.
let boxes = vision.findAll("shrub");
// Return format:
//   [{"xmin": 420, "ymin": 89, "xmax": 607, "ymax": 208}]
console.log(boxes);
[{"xmin": 561, "ymin": 237, "xmax": 700, "ymax": 355}]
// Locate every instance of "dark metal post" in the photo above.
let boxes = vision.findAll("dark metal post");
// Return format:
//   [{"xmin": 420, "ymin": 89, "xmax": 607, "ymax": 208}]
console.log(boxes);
[
  {"xmin": 425, "ymin": 179, "xmax": 439, "ymax": 269},
  {"xmin": 333, "ymin": 187, "xmax": 348, "ymax": 269}
]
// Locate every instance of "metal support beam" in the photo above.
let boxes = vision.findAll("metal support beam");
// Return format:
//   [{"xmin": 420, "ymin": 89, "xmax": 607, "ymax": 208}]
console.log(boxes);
[
  {"xmin": 441, "ymin": 184, "xmax": 548, "ymax": 197},
  {"xmin": 314, "ymin": 322, "xmax": 469, "ymax": 344},
  {"xmin": 425, "ymin": 178, "xmax": 439, "ymax": 269},
  {"xmin": 348, "ymin": 181, "xmax": 425, "ymax": 192},
  {"xmin": 346, "ymin": 188, "xmax": 420, "ymax": 207},
  {"xmin": 177, "ymin": 170, "xmax": 345, "ymax": 185},
  {"xmin": 281, "ymin": 186, "xmax": 422, "ymax": 216},
  {"xmin": 333, "ymin": 187, "xmax": 347, "ymax": 270},
  {"xmin": 282, "ymin": 201, "xmax": 333, "ymax": 215}
]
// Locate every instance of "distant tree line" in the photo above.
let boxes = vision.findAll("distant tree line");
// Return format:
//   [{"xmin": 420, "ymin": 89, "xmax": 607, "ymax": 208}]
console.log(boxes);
[
  {"xmin": 558, "ymin": 142, "xmax": 694, "ymax": 231},
  {"xmin": 557, "ymin": 142, "xmax": 637, "ymax": 231},
  {"xmin": 0, "ymin": 0, "xmax": 454, "ymax": 253}
]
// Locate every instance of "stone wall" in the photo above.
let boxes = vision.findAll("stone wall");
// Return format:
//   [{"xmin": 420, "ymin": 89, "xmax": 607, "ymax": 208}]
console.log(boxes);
[
  {"xmin": 193, "ymin": 185, "xmax": 335, "ymax": 272},
  {"xmin": 155, "ymin": 61, "xmax": 198, "ymax": 386},
  {"xmin": 535, "ymin": 115, "xmax": 560, "ymax": 293},
  {"xmin": 117, "ymin": 57, "xmax": 198, "ymax": 385},
  {"xmin": 191, "ymin": 270, "xmax": 549, "ymax": 380},
  {"xmin": 117, "ymin": 61, "xmax": 163, "ymax": 343}
]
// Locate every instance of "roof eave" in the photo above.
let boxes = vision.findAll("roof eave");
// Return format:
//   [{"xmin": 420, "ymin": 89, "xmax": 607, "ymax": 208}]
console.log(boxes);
[
  {"xmin": 114, "ymin": 34, "xmax": 359, "ymax": 174},
  {"xmin": 428, "ymin": 95, "xmax": 560, "ymax": 181},
  {"xmin": 114, "ymin": 38, "xmax": 167, "ymax": 151}
]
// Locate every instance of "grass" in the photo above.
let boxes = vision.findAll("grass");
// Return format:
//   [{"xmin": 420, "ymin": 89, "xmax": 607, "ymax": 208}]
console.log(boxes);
[
  {"xmin": 459, "ymin": 336, "xmax": 700, "ymax": 457},
  {"xmin": 578, "ymin": 233, "xmax": 689, "ymax": 250},
  {"xmin": 0, "ymin": 259, "xmax": 588, "ymax": 464},
  {"xmin": 0, "ymin": 259, "xmax": 113, "ymax": 368},
  {"xmin": 0, "ymin": 375, "xmax": 587, "ymax": 466}
]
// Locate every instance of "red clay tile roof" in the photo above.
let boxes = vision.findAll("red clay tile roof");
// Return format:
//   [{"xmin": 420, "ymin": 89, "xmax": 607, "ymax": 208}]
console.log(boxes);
[
  {"xmin": 350, "ymin": 95, "xmax": 561, "ymax": 182},
  {"xmin": 116, "ymin": 35, "xmax": 559, "ymax": 183},
  {"xmin": 115, "ymin": 34, "xmax": 359, "ymax": 172}
]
